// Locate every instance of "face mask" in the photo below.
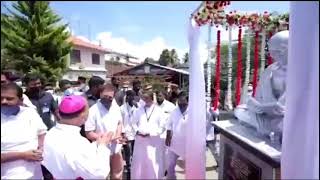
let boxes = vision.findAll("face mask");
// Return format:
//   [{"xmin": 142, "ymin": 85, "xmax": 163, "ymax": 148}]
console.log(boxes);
[
  {"xmin": 100, "ymin": 98, "xmax": 113, "ymax": 109},
  {"xmin": 157, "ymin": 99, "xmax": 164, "ymax": 105},
  {"xmin": 29, "ymin": 87, "xmax": 41, "ymax": 95},
  {"xmin": 1, "ymin": 105, "xmax": 20, "ymax": 116},
  {"xmin": 178, "ymin": 104, "xmax": 188, "ymax": 113},
  {"xmin": 46, "ymin": 90, "xmax": 54, "ymax": 95},
  {"xmin": 64, "ymin": 88, "xmax": 74, "ymax": 96}
]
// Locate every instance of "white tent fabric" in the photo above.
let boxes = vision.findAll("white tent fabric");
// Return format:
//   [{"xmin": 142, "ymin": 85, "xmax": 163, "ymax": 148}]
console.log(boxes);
[
  {"xmin": 281, "ymin": 2, "xmax": 319, "ymax": 179},
  {"xmin": 185, "ymin": 19, "xmax": 206, "ymax": 179}
]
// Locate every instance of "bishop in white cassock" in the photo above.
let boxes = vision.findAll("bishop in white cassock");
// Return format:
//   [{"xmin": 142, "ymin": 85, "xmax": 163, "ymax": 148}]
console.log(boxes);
[
  {"xmin": 42, "ymin": 95, "xmax": 114, "ymax": 179},
  {"xmin": 131, "ymin": 90, "xmax": 167, "ymax": 179}
]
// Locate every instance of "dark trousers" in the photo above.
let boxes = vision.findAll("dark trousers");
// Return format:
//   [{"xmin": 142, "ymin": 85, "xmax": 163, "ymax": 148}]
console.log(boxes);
[
  {"xmin": 122, "ymin": 140, "xmax": 135, "ymax": 179},
  {"xmin": 41, "ymin": 165, "xmax": 54, "ymax": 180}
]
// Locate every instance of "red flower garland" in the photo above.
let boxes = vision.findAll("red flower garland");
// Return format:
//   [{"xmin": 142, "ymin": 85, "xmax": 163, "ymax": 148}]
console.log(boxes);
[
  {"xmin": 252, "ymin": 31, "xmax": 260, "ymax": 97},
  {"xmin": 235, "ymin": 27, "xmax": 242, "ymax": 106},
  {"xmin": 213, "ymin": 30, "xmax": 221, "ymax": 110},
  {"xmin": 267, "ymin": 31, "xmax": 273, "ymax": 65}
]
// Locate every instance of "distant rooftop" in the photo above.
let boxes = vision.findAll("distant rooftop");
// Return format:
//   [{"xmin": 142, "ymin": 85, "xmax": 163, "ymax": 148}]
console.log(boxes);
[{"xmin": 68, "ymin": 36, "xmax": 111, "ymax": 53}]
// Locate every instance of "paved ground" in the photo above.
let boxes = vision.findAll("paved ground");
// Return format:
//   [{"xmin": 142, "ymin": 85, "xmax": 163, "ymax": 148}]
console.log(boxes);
[{"xmin": 175, "ymin": 148, "xmax": 219, "ymax": 179}]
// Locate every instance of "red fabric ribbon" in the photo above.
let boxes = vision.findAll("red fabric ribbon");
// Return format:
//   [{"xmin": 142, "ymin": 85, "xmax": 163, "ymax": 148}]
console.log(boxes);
[
  {"xmin": 267, "ymin": 31, "xmax": 273, "ymax": 65},
  {"xmin": 235, "ymin": 27, "xmax": 242, "ymax": 106},
  {"xmin": 213, "ymin": 30, "xmax": 221, "ymax": 110},
  {"xmin": 252, "ymin": 31, "xmax": 260, "ymax": 97}
]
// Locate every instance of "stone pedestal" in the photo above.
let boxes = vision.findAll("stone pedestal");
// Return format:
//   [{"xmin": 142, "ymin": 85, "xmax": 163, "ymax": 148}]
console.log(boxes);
[{"xmin": 213, "ymin": 120, "xmax": 281, "ymax": 180}]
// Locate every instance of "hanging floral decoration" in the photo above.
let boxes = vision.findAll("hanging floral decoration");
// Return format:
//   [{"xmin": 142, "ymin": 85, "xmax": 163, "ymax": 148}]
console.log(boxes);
[
  {"xmin": 267, "ymin": 31, "xmax": 273, "ymax": 65},
  {"xmin": 252, "ymin": 31, "xmax": 260, "ymax": 97},
  {"xmin": 192, "ymin": 1, "xmax": 230, "ymax": 27},
  {"xmin": 213, "ymin": 30, "xmax": 221, "ymax": 110},
  {"xmin": 191, "ymin": 1, "xmax": 289, "ymax": 106}
]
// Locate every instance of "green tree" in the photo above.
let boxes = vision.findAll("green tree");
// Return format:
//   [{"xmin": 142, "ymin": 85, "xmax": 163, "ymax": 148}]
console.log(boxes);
[
  {"xmin": 158, "ymin": 49, "xmax": 179, "ymax": 67},
  {"xmin": 214, "ymin": 32, "xmax": 264, "ymax": 107},
  {"xmin": 144, "ymin": 57, "xmax": 157, "ymax": 64},
  {"xmin": 182, "ymin": 52, "xmax": 189, "ymax": 64},
  {"xmin": 169, "ymin": 49, "xmax": 179, "ymax": 66},
  {"xmin": 1, "ymin": 1, "xmax": 72, "ymax": 83},
  {"xmin": 158, "ymin": 49, "xmax": 171, "ymax": 66}
]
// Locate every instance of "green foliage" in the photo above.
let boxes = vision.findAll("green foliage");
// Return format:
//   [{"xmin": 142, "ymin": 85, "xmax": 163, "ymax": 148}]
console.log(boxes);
[
  {"xmin": 1, "ymin": 1, "xmax": 72, "ymax": 83},
  {"xmin": 158, "ymin": 49, "xmax": 180, "ymax": 67},
  {"xmin": 211, "ymin": 32, "xmax": 265, "ymax": 104},
  {"xmin": 182, "ymin": 52, "xmax": 189, "ymax": 64},
  {"xmin": 144, "ymin": 57, "xmax": 157, "ymax": 64}
]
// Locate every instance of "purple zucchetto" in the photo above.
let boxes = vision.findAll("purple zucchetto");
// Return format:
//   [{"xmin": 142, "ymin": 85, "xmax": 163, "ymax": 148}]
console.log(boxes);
[{"xmin": 59, "ymin": 95, "xmax": 86, "ymax": 114}]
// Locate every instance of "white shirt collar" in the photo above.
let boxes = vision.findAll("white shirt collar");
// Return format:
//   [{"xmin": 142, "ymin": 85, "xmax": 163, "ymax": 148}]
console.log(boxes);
[{"xmin": 55, "ymin": 123, "xmax": 81, "ymax": 133}]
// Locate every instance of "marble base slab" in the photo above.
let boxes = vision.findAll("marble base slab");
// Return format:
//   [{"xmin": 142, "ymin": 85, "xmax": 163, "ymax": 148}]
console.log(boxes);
[{"xmin": 213, "ymin": 120, "xmax": 281, "ymax": 180}]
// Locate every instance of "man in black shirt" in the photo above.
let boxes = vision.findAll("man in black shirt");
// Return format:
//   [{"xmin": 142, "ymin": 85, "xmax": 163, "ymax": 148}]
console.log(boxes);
[
  {"xmin": 24, "ymin": 74, "xmax": 57, "ymax": 180},
  {"xmin": 85, "ymin": 76, "xmax": 105, "ymax": 107},
  {"xmin": 24, "ymin": 74, "xmax": 58, "ymax": 130},
  {"xmin": 112, "ymin": 77, "xmax": 125, "ymax": 106}
]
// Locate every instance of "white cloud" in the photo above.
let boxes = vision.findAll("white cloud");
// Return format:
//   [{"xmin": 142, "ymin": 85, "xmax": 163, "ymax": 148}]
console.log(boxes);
[{"xmin": 94, "ymin": 32, "xmax": 192, "ymax": 63}]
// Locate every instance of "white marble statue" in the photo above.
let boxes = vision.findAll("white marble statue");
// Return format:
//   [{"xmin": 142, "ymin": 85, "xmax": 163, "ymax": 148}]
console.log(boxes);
[{"xmin": 234, "ymin": 30, "xmax": 289, "ymax": 141}]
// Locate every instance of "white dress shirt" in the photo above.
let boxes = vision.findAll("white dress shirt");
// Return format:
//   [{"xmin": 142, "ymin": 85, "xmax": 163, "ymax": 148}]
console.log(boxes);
[
  {"xmin": 42, "ymin": 123, "xmax": 111, "ymax": 179},
  {"xmin": 120, "ymin": 102, "xmax": 137, "ymax": 141},
  {"xmin": 131, "ymin": 104, "xmax": 167, "ymax": 179},
  {"xmin": 157, "ymin": 100, "xmax": 176, "ymax": 138},
  {"xmin": 166, "ymin": 106, "xmax": 188, "ymax": 159},
  {"xmin": 85, "ymin": 100, "xmax": 123, "ymax": 154},
  {"xmin": 1, "ymin": 106, "xmax": 47, "ymax": 179}
]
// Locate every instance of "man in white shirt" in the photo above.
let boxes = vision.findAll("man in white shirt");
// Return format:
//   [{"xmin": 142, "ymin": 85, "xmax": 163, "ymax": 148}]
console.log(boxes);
[
  {"xmin": 85, "ymin": 84, "xmax": 125, "ymax": 180},
  {"xmin": 165, "ymin": 91, "xmax": 189, "ymax": 179},
  {"xmin": 1, "ymin": 82, "xmax": 47, "ymax": 179},
  {"xmin": 42, "ymin": 95, "xmax": 114, "ymax": 179},
  {"xmin": 1, "ymin": 72, "xmax": 36, "ymax": 110},
  {"xmin": 155, "ymin": 90, "xmax": 176, "ymax": 176},
  {"xmin": 120, "ymin": 90, "xmax": 138, "ymax": 179},
  {"xmin": 131, "ymin": 89, "xmax": 167, "ymax": 179}
]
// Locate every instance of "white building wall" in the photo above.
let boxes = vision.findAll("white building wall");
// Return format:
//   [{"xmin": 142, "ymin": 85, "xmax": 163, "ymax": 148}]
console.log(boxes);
[{"xmin": 63, "ymin": 45, "xmax": 107, "ymax": 81}]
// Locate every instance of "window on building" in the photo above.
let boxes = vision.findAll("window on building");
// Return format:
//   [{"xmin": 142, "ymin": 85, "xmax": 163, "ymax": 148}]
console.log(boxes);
[
  {"xmin": 71, "ymin": 49, "xmax": 81, "ymax": 64},
  {"xmin": 92, "ymin": 53, "xmax": 100, "ymax": 65}
]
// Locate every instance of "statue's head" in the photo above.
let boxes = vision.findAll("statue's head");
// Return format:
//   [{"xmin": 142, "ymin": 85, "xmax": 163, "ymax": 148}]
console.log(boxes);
[{"xmin": 268, "ymin": 30, "xmax": 289, "ymax": 66}]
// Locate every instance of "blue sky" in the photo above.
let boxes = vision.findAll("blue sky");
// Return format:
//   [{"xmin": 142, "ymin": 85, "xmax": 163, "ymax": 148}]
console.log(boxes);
[{"xmin": 3, "ymin": 1, "xmax": 290, "ymax": 61}]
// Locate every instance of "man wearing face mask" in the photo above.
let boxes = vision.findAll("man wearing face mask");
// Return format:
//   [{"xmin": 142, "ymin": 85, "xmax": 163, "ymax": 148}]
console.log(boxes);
[
  {"xmin": 165, "ymin": 91, "xmax": 189, "ymax": 179},
  {"xmin": 24, "ymin": 74, "xmax": 58, "ymax": 130},
  {"xmin": 155, "ymin": 89, "xmax": 176, "ymax": 176},
  {"xmin": 131, "ymin": 89, "xmax": 167, "ymax": 179},
  {"xmin": 1, "ymin": 82, "xmax": 47, "ymax": 179},
  {"xmin": 85, "ymin": 84, "xmax": 125, "ymax": 180},
  {"xmin": 112, "ymin": 77, "xmax": 126, "ymax": 107},
  {"xmin": 132, "ymin": 79, "xmax": 145, "ymax": 108},
  {"xmin": 56, "ymin": 79, "xmax": 73, "ymax": 105},
  {"xmin": 1, "ymin": 72, "xmax": 36, "ymax": 110},
  {"xmin": 77, "ymin": 76, "xmax": 88, "ymax": 93},
  {"xmin": 120, "ymin": 90, "xmax": 138, "ymax": 179}
]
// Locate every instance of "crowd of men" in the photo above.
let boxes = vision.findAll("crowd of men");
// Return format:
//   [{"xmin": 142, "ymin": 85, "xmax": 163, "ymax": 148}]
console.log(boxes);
[{"xmin": 1, "ymin": 71, "xmax": 219, "ymax": 180}]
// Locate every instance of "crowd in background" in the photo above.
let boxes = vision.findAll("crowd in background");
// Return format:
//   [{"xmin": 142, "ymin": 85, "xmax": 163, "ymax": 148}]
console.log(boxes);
[{"xmin": 1, "ymin": 71, "xmax": 220, "ymax": 180}]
